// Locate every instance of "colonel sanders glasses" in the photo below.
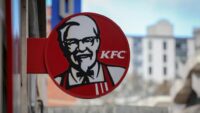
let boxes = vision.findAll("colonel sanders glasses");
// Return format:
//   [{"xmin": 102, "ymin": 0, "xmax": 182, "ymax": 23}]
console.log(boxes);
[{"xmin": 63, "ymin": 36, "xmax": 99, "ymax": 47}]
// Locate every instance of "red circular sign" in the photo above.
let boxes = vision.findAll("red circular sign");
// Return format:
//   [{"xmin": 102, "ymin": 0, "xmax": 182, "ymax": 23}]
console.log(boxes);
[{"xmin": 46, "ymin": 13, "xmax": 130, "ymax": 99}]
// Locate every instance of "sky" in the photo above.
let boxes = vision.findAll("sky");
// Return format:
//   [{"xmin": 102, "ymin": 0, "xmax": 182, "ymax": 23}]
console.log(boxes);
[
  {"xmin": 47, "ymin": 0, "xmax": 200, "ymax": 37},
  {"xmin": 12, "ymin": 0, "xmax": 20, "ymax": 37}
]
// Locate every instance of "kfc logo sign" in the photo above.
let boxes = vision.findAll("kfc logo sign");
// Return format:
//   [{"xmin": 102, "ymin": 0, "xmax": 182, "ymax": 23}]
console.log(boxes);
[
  {"xmin": 46, "ymin": 13, "xmax": 130, "ymax": 98},
  {"xmin": 100, "ymin": 51, "xmax": 126, "ymax": 59}
]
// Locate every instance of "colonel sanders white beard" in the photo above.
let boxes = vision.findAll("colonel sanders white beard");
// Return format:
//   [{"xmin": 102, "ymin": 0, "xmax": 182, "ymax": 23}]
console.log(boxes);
[
  {"xmin": 80, "ymin": 56, "xmax": 96, "ymax": 72},
  {"xmin": 71, "ymin": 54, "xmax": 96, "ymax": 72}
]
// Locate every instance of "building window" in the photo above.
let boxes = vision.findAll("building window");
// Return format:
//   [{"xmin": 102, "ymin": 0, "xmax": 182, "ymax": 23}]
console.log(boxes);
[
  {"xmin": 148, "ymin": 40, "xmax": 152, "ymax": 50},
  {"xmin": 163, "ymin": 67, "xmax": 167, "ymax": 76},
  {"xmin": 149, "ymin": 67, "xmax": 152, "ymax": 75},
  {"xmin": 163, "ymin": 54, "xmax": 167, "ymax": 63},
  {"xmin": 163, "ymin": 41, "xmax": 167, "ymax": 50},
  {"xmin": 149, "ymin": 54, "xmax": 152, "ymax": 62},
  {"xmin": 176, "ymin": 62, "xmax": 178, "ymax": 69}
]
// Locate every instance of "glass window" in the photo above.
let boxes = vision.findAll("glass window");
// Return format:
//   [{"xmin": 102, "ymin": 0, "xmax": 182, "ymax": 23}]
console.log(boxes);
[
  {"xmin": 148, "ymin": 40, "xmax": 152, "ymax": 50},
  {"xmin": 163, "ymin": 41, "xmax": 167, "ymax": 50},
  {"xmin": 163, "ymin": 54, "xmax": 167, "ymax": 63},
  {"xmin": 149, "ymin": 67, "xmax": 152, "ymax": 75},
  {"xmin": 149, "ymin": 54, "xmax": 152, "ymax": 63},
  {"xmin": 163, "ymin": 67, "xmax": 167, "ymax": 75}
]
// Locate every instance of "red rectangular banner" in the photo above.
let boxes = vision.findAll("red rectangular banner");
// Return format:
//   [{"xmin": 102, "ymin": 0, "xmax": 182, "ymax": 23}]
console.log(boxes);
[{"xmin": 27, "ymin": 38, "xmax": 48, "ymax": 73}]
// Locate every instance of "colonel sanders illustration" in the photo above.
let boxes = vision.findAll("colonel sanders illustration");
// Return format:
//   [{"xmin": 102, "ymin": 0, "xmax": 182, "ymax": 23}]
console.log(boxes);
[{"xmin": 55, "ymin": 15, "xmax": 125, "ymax": 96}]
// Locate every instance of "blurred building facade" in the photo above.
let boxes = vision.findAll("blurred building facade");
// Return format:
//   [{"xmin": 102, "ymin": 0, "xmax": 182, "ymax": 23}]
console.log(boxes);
[
  {"xmin": 143, "ymin": 20, "xmax": 175, "ymax": 83},
  {"xmin": 131, "ymin": 20, "xmax": 197, "ymax": 83}
]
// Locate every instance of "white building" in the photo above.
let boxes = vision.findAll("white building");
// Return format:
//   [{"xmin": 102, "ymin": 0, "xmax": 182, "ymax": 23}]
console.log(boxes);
[
  {"xmin": 194, "ymin": 28, "xmax": 200, "ymax": 55},
  {"xmin": 143, "ymin": 20, "xmax": 175, "ymax": 83},
  {"xmin": 131, "ymin": 20, "xmax": 197, "ymax": 83}
]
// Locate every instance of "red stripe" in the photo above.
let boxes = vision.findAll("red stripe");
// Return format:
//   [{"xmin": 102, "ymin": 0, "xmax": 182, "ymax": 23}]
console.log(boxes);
[{"xmin": 6, "ymin": 0, "xmax": 13, "ymax": 113}]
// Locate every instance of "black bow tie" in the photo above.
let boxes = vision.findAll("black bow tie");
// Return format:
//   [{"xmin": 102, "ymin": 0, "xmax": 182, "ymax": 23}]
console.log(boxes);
[{"xmin": 77, "ymin": 70, "xmax": 94, "ymax": 84}]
